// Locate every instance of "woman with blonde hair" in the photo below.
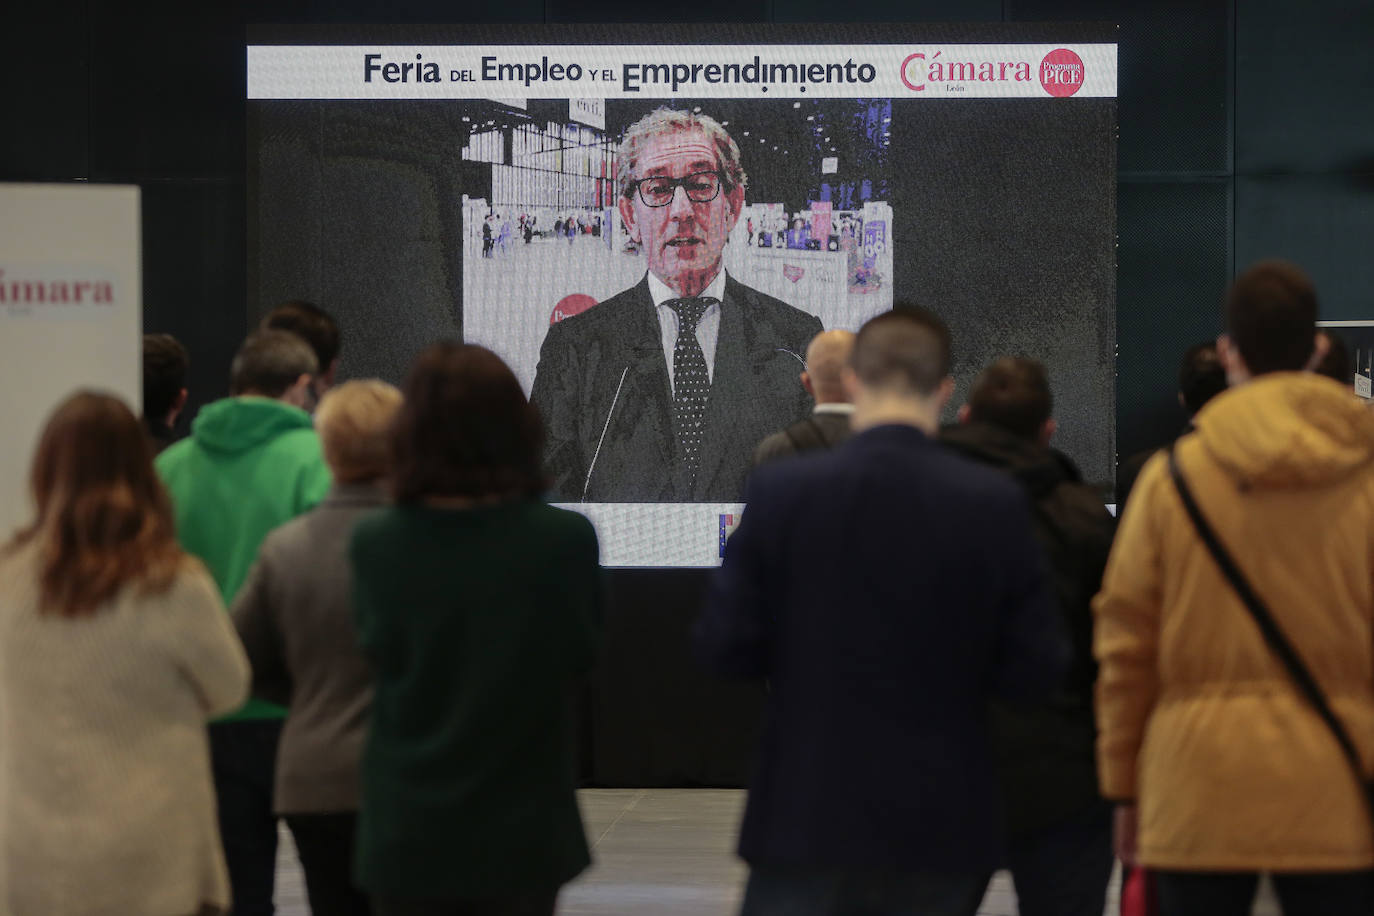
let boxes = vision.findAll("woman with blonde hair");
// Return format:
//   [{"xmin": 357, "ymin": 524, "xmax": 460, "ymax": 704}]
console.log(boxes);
[
  {"xmin": 232, "ymin": 379, "xmax": 404, "ymax": 916},
  {"xmin": 0, "ymin": 391, "xmax": 250, "ymax": 916}
]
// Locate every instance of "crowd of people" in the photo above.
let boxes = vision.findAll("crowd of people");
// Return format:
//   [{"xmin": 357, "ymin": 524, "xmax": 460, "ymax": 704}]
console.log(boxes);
[{"xmin": 1, "ymin": 259, "xmax": 1372, "ymax": 916}]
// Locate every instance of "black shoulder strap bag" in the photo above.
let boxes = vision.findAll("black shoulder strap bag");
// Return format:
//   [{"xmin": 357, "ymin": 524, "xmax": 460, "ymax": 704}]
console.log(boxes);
[{"xmin": 1167, "ymin": 444, "xmax": 1374, "ymax": 822}]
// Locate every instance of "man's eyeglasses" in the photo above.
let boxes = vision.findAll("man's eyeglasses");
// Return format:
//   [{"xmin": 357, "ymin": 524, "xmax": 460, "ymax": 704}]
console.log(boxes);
[{"xmin": 631, "ymin": 171, "xmax": 724, "ymax": 208}]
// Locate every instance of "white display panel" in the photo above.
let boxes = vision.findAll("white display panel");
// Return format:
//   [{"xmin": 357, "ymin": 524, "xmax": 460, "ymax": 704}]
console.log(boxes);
[{"xmin": 0, "ymin": 184, "xmax": 142, "ymax": 536}]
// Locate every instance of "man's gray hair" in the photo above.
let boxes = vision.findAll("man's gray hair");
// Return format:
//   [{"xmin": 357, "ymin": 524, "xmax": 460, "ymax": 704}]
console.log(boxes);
[{"xmin": 617, "ymin": 108, "xmax": 747, "ymax": 201}]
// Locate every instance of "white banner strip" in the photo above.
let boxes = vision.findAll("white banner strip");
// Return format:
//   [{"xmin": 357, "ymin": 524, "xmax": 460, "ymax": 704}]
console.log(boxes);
[
  {"xmin": 555, "ymin": 503, "xmax": 744, "ymax": 568},
  {"xmin": 248, "ymin": 44, "xmax": 1117, "ymax": 101}
]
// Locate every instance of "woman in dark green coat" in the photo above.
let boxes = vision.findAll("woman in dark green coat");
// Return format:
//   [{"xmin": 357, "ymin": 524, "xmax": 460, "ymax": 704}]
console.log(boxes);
[{"xmin": 350, "ymin": 342, "xmax": 601, "ymax": 916}]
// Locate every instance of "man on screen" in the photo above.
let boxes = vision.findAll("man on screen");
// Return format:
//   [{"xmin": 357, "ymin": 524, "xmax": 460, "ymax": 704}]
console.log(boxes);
[{"xmin": 530, "ymin": 108, "xmax": 823, "ymax": 502}]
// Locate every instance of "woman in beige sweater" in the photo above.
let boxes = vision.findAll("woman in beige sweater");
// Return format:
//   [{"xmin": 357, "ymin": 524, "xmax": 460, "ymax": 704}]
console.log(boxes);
[{"xmin": 0, "ymin": 391, "xmax": 250, "ymax": 916}]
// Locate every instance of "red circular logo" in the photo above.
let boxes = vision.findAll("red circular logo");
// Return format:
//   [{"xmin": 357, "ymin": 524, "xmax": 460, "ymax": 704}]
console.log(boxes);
[
  {"xmin": 550, "ymin": 293, "xmax": 597, "ymax": 325},
  {"xmin": 1040, "ymin": 48, "xmax": 1085, "ymax": 97}
]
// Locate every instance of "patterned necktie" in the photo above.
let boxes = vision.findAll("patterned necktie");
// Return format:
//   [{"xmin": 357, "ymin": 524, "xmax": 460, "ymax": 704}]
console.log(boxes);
[{"xmin": 666, "ymin": 296, "xmax": 717, "ymax": 487}]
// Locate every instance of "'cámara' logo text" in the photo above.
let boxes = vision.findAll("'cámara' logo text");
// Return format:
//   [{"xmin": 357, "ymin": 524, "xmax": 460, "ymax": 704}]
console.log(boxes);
[
  {"xmin": 900, "ymin": 51, "xmax": 1033, "ymax": 93},
  {"xmin": 0, "ymin": 268, "xmax": 116, "ymax": 311}
]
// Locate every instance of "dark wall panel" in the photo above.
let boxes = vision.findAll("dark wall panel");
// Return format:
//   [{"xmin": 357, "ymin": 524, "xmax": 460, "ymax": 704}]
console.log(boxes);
[
  {"xmin": 547, "ymin": 0, "xmax": 770, "ymax": 23},
  {"xmin": 593, "ymin": 570, "xmax": 764, "ymax": 786},
  {"xmin": 0, "ymin": 8, "xmax": 91, "ymax": 180},
  {"xmin": 87, "ymin": 12, "xmax": 246, "ymax": 181},
  {"xmin": 242, "ymin": 0, "xmax": 544, "ymax": 22},
  {"xmin": 1116, "ymin": 179, "xmax": 1230, "ymax": 458},
  {"xmin": 772, "ymin": 0, "xmax": 1002, "ymax": 21},
  {"xmin": 141, "ymin": 180, "xmax": 249, "ymax": 432},
  {"xmin": 1236, "ymin": 1, "xmax": 1374, "ymax": 173},
  {"xmin": 1009, "ymin": 0, "xmax": 1231, "ymax": 175},
  {"xmin": 1235, "ymin": 175, "xmax": 1374, "ymax": 320}
]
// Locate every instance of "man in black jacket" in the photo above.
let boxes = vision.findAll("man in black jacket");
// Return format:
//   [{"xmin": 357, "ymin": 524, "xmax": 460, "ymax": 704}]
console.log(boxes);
[
  {"xmin": 942, "ymin": 356, "xmax": 1117, "ymax": 916},
  {"xmin": 752, "ymin": 329, "xmax": 856, "ymax": 467}
]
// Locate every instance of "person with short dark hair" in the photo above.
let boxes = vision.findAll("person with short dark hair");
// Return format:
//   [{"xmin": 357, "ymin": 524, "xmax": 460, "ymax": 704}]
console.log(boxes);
[
  {"xmin": 1097, "ymin": 260, "xmax": 1374, "ymax": 914},
  {"xmin": 156, "ymin": 328, "xmax": 332, "ymax": 916},
  {"xmin": 0, "ymin": 391, "xmax": 249, "ymax": 916},
  {"xmin": 1116, "ymin": 341, "xmax": 1228, "ymax": 507},
  {"xmin": 262, "ymin": 299, "xmax": 342, "ymax": 406},
  {"xmin": 350, "ymin": 343, "xmax": 600, "ymax": 916},
  {"xmin": 942, "ymin": 356, "xmax": 1117, "ymax": 916},
  {"xmin": 697, "ymin": 308, "xmax": 1067, "ymax": 916},
  {"xmin": 142, "ymin": 333, "xmax": 190, "ymax": 453},
  {"xmin": 961, "ymin": 356, "xmax": 1054, "ymax": 440},
  {"xmin": 1177, "ymin": 341, "xmax": 1229, "ymax": 416}
]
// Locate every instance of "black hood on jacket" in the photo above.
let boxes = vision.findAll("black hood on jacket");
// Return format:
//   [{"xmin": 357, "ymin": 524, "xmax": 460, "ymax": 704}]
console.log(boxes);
[
  {"xmin": 939, "ymin": 421, "xmax": 1081, "ymax": 500},
  {"xmin": 942, "ymin": 418, "xmax": 1116, "ymax": 838}
]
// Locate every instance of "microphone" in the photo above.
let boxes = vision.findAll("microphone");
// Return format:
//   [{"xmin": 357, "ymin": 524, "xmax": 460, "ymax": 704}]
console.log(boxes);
[{"xmin": 582, "ymin": 365, "xmax": 631, "ymax": 502}]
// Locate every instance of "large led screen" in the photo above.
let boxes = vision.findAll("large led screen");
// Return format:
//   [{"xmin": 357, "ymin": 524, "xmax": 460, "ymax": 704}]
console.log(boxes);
[{"xmin": 249, "ymin": 24, "xmax": 1117, "ymax": 567}]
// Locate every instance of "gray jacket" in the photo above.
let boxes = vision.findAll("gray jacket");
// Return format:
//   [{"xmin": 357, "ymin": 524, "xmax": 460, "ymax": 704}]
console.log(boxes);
[{"xmin": 231, "ymin": 482, "xmax": 386, "ymax": 814}]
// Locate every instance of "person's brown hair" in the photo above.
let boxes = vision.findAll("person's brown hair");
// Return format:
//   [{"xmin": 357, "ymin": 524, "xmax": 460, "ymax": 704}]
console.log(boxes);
[
  {"xmin": 142, "ymin": 333, "xmax": 189, "ymax": 422},
  {"xmin": 1225, "ymin": 260, "xmax": 1318, "ymax": 375},
  {"xmin": 4, "ymin": 392, "xmax": 184, "ymax": 616},
  {"xmin": 390, "ymin": 343, "xmax": 546, "ymax": 503},
  {"xmin": 229, "ymin": 329, "xmax": 318, "ymax": 397},
  {"xmin": 967, "ymin": 356, "xmax": 1053, "ymax": 441},
  {"xmin": 262, "ymin": 300, "xmax": 341, "ymax": 372}
]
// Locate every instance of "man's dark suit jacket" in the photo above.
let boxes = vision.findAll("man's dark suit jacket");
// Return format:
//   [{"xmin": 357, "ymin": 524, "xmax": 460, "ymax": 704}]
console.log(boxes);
[
  {"xmin": 695, "ymin": 425, "xmax": 1069, "ymax": 872},
  {"xmin": 529, "ymin": 274, "xmax": 822, "ymax": 502}
]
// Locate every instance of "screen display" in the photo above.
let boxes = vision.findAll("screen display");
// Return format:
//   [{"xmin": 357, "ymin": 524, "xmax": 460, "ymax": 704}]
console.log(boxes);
[{"xmin": 248, "ymin": 25, "xmax": 1117, "ymax": 567}]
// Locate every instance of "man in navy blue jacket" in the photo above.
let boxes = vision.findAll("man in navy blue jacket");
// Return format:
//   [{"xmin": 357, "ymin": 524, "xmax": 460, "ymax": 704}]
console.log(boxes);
[{"xmin": 696, "ymin": 308, "xmax": 1069, "ymax": 916}]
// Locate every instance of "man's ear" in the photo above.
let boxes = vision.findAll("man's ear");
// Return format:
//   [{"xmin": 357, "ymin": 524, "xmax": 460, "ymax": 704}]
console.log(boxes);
[
  {"xmin": 283, "ymin": 373, "xmax": 313, "ymax": 408},
  {"xmin": 800, "ymin": 371, "xmax": 814, "ymax": 397},
  {"xmin": 841, "ymin": 366, "xmax": 861, "ymax": 402},
  {"xmin": 936, "ymin": 376, "xmax": 956, "ymax": 411},
  {"xmin": 956, "ymin": 403, "xmax": 971, "ymax": 424},
  {"xmin": 320, "ymin": 357, "xmax": 339, "ymax": 390},
  {"xmin": 617, "ymin": 196, "xmax": 640, "ymax": 243},
  {"xmin": 167, "ymin": 387, "xmax": 190, "ymax": 426},
  {"xmin": 1217, "ymin": 333, "xmax": 1247, "ymax": 385},
  {"xmin": 1039, "ymin": 417, "xmax": 1057, "ymax": 447},
  {"xmin": 723, "ymin": 184, "xmax": 745, "ymax": 234},
  {"xmin": 1305, "ymin": 331, "xmax": 1331, "ymax": 372}
]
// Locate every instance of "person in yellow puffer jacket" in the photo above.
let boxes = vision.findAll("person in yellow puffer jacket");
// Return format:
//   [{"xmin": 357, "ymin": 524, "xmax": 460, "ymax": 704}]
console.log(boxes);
[{"xmin": 1094, "ymin": 260, "xmax": 1374, "ymax": 915}]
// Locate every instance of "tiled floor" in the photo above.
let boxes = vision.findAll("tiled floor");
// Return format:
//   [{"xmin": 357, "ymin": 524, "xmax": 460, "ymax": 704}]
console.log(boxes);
[{"xmin": 276, "ymin": 789, "xmax": 1281, "ymax": 915}]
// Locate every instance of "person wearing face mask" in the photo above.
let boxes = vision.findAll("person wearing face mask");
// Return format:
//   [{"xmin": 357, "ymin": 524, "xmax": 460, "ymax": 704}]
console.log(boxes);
[{"xmin": 529, "ymin": 107, "xmax": 822, "ymax": 503}]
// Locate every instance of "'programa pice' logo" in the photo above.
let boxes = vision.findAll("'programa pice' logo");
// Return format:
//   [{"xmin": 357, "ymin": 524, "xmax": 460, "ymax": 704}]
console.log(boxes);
[
  {"xmin": 1039, "ymin": 48, "xmax": 1085, "ymax": 97},
  {"xmin": 898, "ymin": 48, "xmax": 1087, "ymax": 96}
]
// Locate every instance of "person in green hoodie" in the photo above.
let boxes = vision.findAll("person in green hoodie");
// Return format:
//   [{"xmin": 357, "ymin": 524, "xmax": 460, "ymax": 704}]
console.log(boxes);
[{"xmin": 157, "ymin": 328, "xmax": 332, "ymax": 916}]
